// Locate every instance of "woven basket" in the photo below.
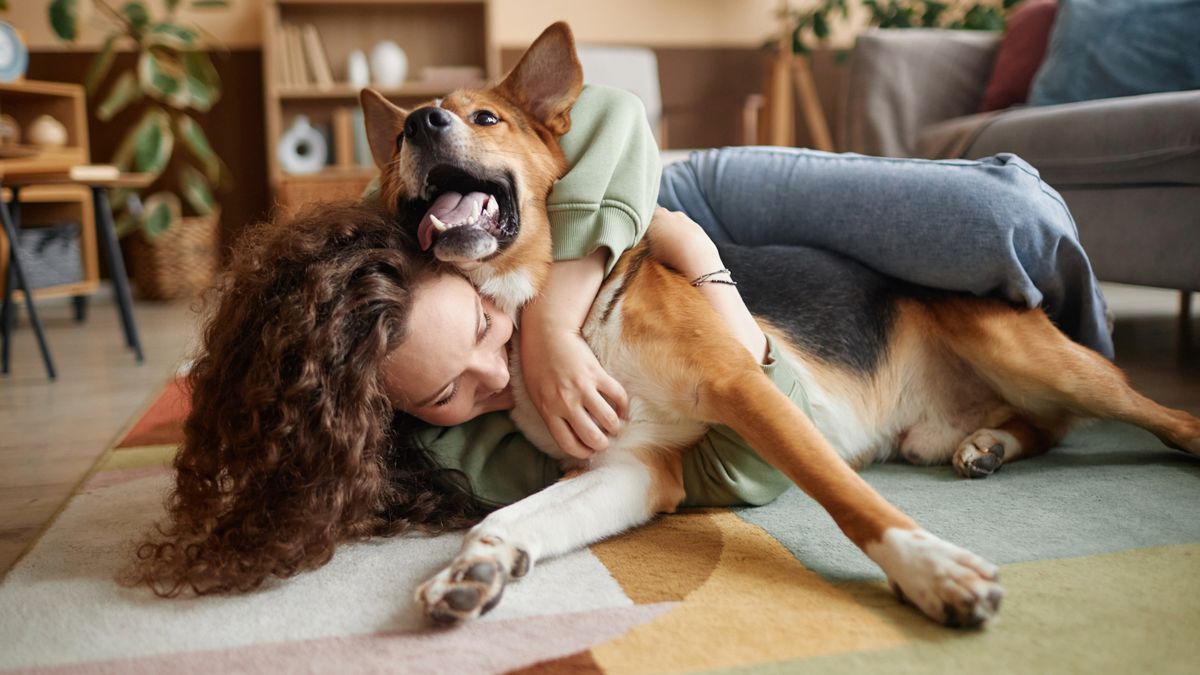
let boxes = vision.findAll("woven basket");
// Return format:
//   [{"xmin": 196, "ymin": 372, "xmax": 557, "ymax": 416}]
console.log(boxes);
[{"xmin": 125, "ymin": 212, "xmax": 219, "ymax": 301}]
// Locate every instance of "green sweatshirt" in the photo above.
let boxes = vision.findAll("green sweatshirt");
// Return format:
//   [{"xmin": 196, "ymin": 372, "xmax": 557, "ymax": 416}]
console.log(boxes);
[{"xmin": 371, "ymin": 84, "xmax": 796, "ymax": 508}]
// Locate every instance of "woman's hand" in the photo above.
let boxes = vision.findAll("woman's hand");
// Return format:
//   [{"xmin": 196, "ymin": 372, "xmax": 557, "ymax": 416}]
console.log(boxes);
[
  {"xmin": 519, "ymin": 250, "xmax": 629, "ymax": 460},
  {"xmin": 649, "ymin": 208, "xmax": 769, "ymax": 363}
]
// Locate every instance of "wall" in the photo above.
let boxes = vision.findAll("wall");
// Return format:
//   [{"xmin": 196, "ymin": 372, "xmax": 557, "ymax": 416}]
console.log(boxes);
[{"xmin": 10, "ymin": 0, "xmax": 792, "ymax": 50}]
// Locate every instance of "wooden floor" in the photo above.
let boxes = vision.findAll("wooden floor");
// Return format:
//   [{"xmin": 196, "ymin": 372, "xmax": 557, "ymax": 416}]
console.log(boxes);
[{"xmin": 1, "ymin": 284, "xmax": 1197, "ymax": 578}]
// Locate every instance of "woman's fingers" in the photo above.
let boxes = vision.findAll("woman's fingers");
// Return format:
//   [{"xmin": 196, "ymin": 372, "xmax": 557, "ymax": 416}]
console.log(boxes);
[
  {"xmin": 597, "ymin": 373, "xmax": 630, "ymax": 421},
  {"xmin": 584, "ymin": 390, "xmax": 622, "ymax": 437},
  {"xmin": 547, "ymin": 417, "xmax": 590, "ymax": 459}
]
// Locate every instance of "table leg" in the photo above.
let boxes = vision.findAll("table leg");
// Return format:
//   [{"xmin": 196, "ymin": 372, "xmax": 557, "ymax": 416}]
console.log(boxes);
[
  {"xmin": 0, "ymin": 189, "xmax": 57, "ymax": 379},
  {"xmin": 91, "ymin": 187, "xmax": 143, "ymax": 363}
]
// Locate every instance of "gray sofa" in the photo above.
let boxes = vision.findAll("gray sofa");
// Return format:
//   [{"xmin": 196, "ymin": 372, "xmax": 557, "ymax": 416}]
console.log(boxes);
[{"xmin": 841, "ymin": 29, "xmax": 1200, "ymax": 296}]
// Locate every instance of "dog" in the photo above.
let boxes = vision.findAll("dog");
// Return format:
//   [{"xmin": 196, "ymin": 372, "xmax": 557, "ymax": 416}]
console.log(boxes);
[{"xmin": 360, "ymin": 22, "xmax": 1200, "ymax": 629}]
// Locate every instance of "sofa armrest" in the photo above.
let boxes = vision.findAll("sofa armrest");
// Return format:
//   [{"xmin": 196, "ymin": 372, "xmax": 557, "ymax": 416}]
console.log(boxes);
[{"xmin": 841, "ymin": 29, "xmax": 1000, "ymax": 157}]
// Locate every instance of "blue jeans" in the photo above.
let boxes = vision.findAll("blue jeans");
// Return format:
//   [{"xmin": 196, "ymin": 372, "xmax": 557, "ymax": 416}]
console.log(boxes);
[{"xmin": 658, "ymin": 148, "xmax": 1114, "ymax": 358}]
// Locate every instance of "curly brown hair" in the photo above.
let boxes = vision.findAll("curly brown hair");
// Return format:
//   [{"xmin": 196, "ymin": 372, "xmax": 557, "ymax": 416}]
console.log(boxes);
[{"xmin": 130, "ymin": 201, "xmax": 486, "ymax": 597}]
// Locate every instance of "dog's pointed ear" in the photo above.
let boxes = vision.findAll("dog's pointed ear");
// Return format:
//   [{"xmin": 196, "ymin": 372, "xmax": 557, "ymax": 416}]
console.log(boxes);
[
  {"xmin": 495, "ymin": 22, "xmax": 583, "ymax": 136},
  {"xmin": 360, "ymin": 88, "xmax": 409, "ymax": 168}
]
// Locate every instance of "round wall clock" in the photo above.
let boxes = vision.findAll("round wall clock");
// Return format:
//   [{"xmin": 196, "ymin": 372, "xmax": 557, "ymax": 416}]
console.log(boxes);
[{"xmin": 0, "ymin": 21, "xmax": 30, "ymax": 83}]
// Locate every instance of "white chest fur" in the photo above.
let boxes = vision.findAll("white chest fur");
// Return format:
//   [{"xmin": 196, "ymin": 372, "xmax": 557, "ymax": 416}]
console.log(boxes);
[{"xmin": 507, "ymin": 276, "xmax": 708, "ymax": 467}]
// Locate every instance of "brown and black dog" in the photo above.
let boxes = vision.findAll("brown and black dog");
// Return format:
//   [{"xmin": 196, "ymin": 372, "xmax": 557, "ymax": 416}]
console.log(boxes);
[{"xmin": 361, "ymin": 22, "xmax": 1200, "ymax": 629}]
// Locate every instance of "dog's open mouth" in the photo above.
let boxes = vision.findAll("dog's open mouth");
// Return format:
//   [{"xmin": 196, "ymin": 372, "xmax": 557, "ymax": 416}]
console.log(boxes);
[{"xmin": 416, "ymin": 165, "xmax": 517, "ymax": 254}]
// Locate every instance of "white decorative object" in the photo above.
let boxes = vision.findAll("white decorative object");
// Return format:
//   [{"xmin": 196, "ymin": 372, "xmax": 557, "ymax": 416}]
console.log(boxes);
[
  {"xmin": 370, "ymin": 41, "xmax": 408, "ymax": 87},
  {"xmin": 347, "ymin": 50, "xmax": 370, "ymax": 88},
  {"xmin": 277, "ymin": 116, "xmax": 327, "ymax": 175},
  {"xmin": 28, "ymin": 115, "xmax": 69, "ymax": 149}
]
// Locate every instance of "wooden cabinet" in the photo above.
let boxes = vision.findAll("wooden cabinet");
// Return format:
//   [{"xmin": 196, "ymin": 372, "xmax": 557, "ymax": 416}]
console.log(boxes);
[
  {"xmin": 0, "ymin": 81, "xmax": 98, "ymax": 301},
  {"xmin": 262, "ymin": 0, "xmax": 497, "ymax": 215}
]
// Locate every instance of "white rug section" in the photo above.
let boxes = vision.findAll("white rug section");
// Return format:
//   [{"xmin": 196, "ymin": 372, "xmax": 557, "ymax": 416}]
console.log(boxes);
[{"xmin": 0, "ymin": 474, "xmax": 632, "ymax": 670}]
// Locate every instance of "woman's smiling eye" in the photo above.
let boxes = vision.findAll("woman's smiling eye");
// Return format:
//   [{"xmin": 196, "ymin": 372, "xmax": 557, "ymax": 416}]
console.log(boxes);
[
  {"xmin": 433, "ymin": 383, "xmax": 458, "ymax": 408},
  {"xmin": 471, "ymin": 110, "xmax": 500, "ymax": 126}
]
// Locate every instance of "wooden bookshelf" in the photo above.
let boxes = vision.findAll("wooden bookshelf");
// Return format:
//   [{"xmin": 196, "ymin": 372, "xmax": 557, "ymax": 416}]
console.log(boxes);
[
  {"xmin": 0, "ymin": 81, "xmax": 99, "ymax": 302},
  {"xmin": 263, "ymin": 0, "xmax": 497, "ymax": 215}
]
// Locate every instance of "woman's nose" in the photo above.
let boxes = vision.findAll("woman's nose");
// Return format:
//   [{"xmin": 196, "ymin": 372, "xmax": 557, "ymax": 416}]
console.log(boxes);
[{"xmin": 478, "ymin": 347, "xmax": 510, "ymax": 392}]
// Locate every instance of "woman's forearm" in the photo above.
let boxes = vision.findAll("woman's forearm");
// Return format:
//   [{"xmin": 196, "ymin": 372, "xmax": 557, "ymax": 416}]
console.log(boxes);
[{"xmin": 521, "ymin": 249, "xmax": 608, "ymax": 333}]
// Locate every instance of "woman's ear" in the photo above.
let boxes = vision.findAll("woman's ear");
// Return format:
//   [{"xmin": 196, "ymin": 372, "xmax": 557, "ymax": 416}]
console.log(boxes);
[
  {"xmin": 493, "ymin": 22, "xmax": 583, "ymax": 136},
  {"xmin": 360, "ymin": 88, "xmax": 409, "ymax": 168}
]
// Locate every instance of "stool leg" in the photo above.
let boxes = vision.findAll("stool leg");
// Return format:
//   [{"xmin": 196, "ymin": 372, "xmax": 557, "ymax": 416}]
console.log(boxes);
[
  {"xmin": 72, "ymin": 295, "xmax": 88, "ymax": 323},
  {"xmin": 92, "ymin": 188, "xmax": 144, "ymax": 363},
  {"xmin": 1, "ymin": 263, "xmax": 13, "ymax": 375},
  {"xmin": 0, "ymin": 193, "xmax": 56, "ymax": 379}
]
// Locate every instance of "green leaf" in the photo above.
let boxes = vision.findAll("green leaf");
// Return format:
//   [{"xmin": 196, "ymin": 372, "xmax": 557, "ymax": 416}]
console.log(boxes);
[
  {"xmin": 182, "ymin": 51, "xmax": 221, "ymax": 112},
  {"xmin": 812, "ymin": 11, "xmax": 829, "ymax": 39},
  {"xmin": 119, "ymin": 108, "xmax": 174, "ymax": 177},
  {"xmin": 190, "ymin": 0, "xmax": 230, "ymax": 8},
  {"xmin": 179, "ymin": 165, "xmax": 216, "ymax": 215},
  {"xmin": 0, "ymin": 1, "xmax": 8, "ymax": 12},
  {"xmin": 86, "ymin": 34, "xmax": 119, "ymax": 95},
  {"xmin": 96, "ymin": 71, "xmax": 143, "ymax": 121},
  {"xmin": 48, "ymin": 0, "xmax": 78, "ymax": 42},
  {"xmin": 148, "ymin": 22, "xmax": 197, "ymax": 51},
  {"xmin": 114, "ymin": 209, "xmax": 141, "ymax": 238},
  {"xmin": 141, "ymin": 192, "xmax": 182, "ymax": 242},
  {"xmin": 176, "ymin": 114, "xmax": 220, "ymax": 181},
  {"xmin": 138, "ymin": 51, "xmax": 190, "ymax": 108},
  {"xmin": 121, "ymin": 2, "xmax": 150, "ymax": 33}
]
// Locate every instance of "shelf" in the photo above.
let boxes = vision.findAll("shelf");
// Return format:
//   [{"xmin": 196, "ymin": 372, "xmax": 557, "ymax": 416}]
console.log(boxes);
[{"xmin": 275, "ymin": 82, "xmax": 484, "ymax": 100}]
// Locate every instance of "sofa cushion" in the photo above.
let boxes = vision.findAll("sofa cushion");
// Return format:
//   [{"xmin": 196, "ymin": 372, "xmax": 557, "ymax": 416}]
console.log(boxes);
[
  {"xmin": 979, "ymin": 0, "xmax": 1058, "ymax": 112},
  {"xmin": 965, "ymin": 90, "xmax": 1200, "ymax": 187},
  {"xmin": 1028, "ymin": 0, "xmax": 1200, "ymax": 106}
]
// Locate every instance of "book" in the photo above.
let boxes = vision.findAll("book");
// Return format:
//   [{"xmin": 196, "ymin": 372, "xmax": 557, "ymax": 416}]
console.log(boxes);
[
  {"xmin": 68, "ymin": 164, "xmax": 120, "ymax": 182},
  {"xmin": 302, "ymin": 24, "xmax": 335, "ymax": 89},
  {"xmin": 332, "ymin": 107, "xmax": 355, "ymax": 168}
]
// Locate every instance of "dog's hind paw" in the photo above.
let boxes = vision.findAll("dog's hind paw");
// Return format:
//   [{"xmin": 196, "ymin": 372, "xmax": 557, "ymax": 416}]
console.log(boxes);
[
  {"xmin": 871, "ymin": 528, "xmax": 1003, "ymax": 629},
  {"xmin": 953, "ymin": 429, "xmax": 1015, "ymax": 479}
]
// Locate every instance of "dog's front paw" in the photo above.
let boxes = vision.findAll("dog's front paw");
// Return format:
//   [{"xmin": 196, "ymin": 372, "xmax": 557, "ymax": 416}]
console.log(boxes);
[
  {"xmin": 953, "ymin": 429, "xmax": 1014, "ymax": 479},
  {"xmin": 872, "ymin": 529, "xmax": 1003, "ymax": 629},
  {"xmin": 416, "ymin": 535, "xmax": 530, "ymax": 625},
  {"xmin": 417, "ymin": 556, "xmax": 508, "ymax": 625}
]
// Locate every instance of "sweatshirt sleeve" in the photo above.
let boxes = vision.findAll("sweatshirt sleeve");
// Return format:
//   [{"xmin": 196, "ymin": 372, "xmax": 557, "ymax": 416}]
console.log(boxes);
[
  {"xmin": 549, "ymin": 85, "xmax": 662, "ymax": 275},
  {"xmin": 679, "ymin": 335, "xmax": 802, "ymax": 507}
]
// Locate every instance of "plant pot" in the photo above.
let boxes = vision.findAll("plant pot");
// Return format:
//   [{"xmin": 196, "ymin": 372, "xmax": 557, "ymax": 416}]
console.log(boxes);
[{"xmin": 124, "ymin": 211, "xmax": 219, "ymax": 301}]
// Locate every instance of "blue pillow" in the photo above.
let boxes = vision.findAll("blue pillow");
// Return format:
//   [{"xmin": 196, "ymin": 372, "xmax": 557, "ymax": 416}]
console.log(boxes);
[{"xmin": 1028, "ymin": 0, "xmax": 1200, "ymax": 106}]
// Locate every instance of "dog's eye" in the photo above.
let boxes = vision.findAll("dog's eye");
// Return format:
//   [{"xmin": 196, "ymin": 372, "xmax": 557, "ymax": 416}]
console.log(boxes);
[{"xmin": 471, "ymin": 110, "xmax": 500, "ymax": 126}]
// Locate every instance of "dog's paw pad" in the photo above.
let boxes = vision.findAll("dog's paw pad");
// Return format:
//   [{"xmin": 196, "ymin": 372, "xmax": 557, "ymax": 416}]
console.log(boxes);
[{"xmin": 417, "ymin": 556, "xmax": 509, "ymax": 625}]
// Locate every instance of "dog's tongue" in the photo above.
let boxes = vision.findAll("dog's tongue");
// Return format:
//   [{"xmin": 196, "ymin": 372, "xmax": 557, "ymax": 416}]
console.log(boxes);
[{"xmin": 417, "ymin": 191, "xmax": 491, "ymax": 250}]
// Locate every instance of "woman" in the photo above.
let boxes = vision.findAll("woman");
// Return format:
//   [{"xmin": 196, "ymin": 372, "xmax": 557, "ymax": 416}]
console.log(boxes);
[{"xmin": 132, "ymin": 89, "xmax": 1110, "ymax": 596}]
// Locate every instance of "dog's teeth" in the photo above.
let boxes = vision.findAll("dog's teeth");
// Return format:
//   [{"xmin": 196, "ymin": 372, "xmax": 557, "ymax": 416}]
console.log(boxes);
[
  {"xmin": 430, "ymin": 214, "xmax": 449, "ymax": 232},
  {"xmin": 485, "ymin": 197, "xmax": 499, "ymax": 217}
]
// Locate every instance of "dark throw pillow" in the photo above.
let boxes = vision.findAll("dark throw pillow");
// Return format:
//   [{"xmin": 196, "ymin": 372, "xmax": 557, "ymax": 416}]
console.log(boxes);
[
  {"xmin": 1028, "ymin": 0, "xmax": 1200, "ymax": 106},
  {"xmin": 979, "ymin": 0, "xmax": 1059, "ymax": 112}
]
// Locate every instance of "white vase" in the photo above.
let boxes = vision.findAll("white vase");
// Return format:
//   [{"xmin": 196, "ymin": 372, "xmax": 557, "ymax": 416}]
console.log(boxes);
[
  {"xmin": 370, "ymin": 41, "xmax": 408, "ymax": 87},
  {"xmin": 28, "ymin": 114, "xmax": 68, "ymax": 148},
  {"xmin": 277, "ymin": 116, "xmax": 327, "ymax": 175},
  {"xmin": 347, "ymin": 50, "xmax": 370, "ymax": 88}
]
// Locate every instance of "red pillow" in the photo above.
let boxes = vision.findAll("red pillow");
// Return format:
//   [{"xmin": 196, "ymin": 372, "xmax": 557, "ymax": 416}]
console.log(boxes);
[{"xmin": 978, "ymin": 0, "xmax": 1059, "ymax": 112}]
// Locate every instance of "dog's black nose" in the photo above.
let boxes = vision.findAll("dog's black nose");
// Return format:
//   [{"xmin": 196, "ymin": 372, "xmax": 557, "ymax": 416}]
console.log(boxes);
[{"xmin": 406, "ymin": 107, "xmax": 453, "ymax": 145}]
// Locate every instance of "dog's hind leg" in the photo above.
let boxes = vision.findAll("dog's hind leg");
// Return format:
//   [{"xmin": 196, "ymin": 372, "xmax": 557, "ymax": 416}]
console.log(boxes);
[
  {"xmin": 930, "ymin": 298, "xmax": 1200, "ymax": 456},
  {"xmin": 416, "ymin": 452, "xmax": 682, "ymax": 624}
]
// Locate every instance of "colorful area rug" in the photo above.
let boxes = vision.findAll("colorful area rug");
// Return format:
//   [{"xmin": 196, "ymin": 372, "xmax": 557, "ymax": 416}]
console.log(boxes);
[{"xmin": 3, "ymin": 375, "xmax": 1199, "ymax": 674}]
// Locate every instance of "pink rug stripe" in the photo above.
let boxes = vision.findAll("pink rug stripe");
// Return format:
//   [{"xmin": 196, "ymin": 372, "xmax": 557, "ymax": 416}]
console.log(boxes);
[{"xmin": 12, "ymin": 603, "xmax": 674, "ymax": 675}]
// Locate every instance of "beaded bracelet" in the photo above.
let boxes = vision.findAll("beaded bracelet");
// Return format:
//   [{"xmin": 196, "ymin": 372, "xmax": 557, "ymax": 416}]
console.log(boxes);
[{"xmin": 690, "ymin": 268, "xmax": 737, "ymax": 287}]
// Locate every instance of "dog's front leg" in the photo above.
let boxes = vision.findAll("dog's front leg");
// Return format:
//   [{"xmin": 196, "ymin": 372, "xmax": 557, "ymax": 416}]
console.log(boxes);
[{"xmin": 416, "ymin": 453, "xmax": 672, "ymax": 624}]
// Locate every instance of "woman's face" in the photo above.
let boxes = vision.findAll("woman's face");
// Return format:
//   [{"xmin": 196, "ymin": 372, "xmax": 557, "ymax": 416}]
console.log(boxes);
[{"xmin": 383, "ymin": 272, "xmax": 515, "ymax": 426}]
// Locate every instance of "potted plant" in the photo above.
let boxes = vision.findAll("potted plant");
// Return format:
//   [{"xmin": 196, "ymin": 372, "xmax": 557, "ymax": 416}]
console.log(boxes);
[
  {"xmin": 787, "ymin": 0, "xmax": 1021, "ymax": 54},
  {"xmin": 47, "ymin": 0, "xmax": 229, "ymax": 300}
]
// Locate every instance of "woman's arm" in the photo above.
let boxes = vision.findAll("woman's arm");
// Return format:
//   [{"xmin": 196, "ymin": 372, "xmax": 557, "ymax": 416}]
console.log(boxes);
[
  {"xmin": 647, "ymin": 208, "xmax": 769, "ymax": 364},
  {"xmin": 519, "ymin": 85, "xmax": 661, "ymax": 460}
]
